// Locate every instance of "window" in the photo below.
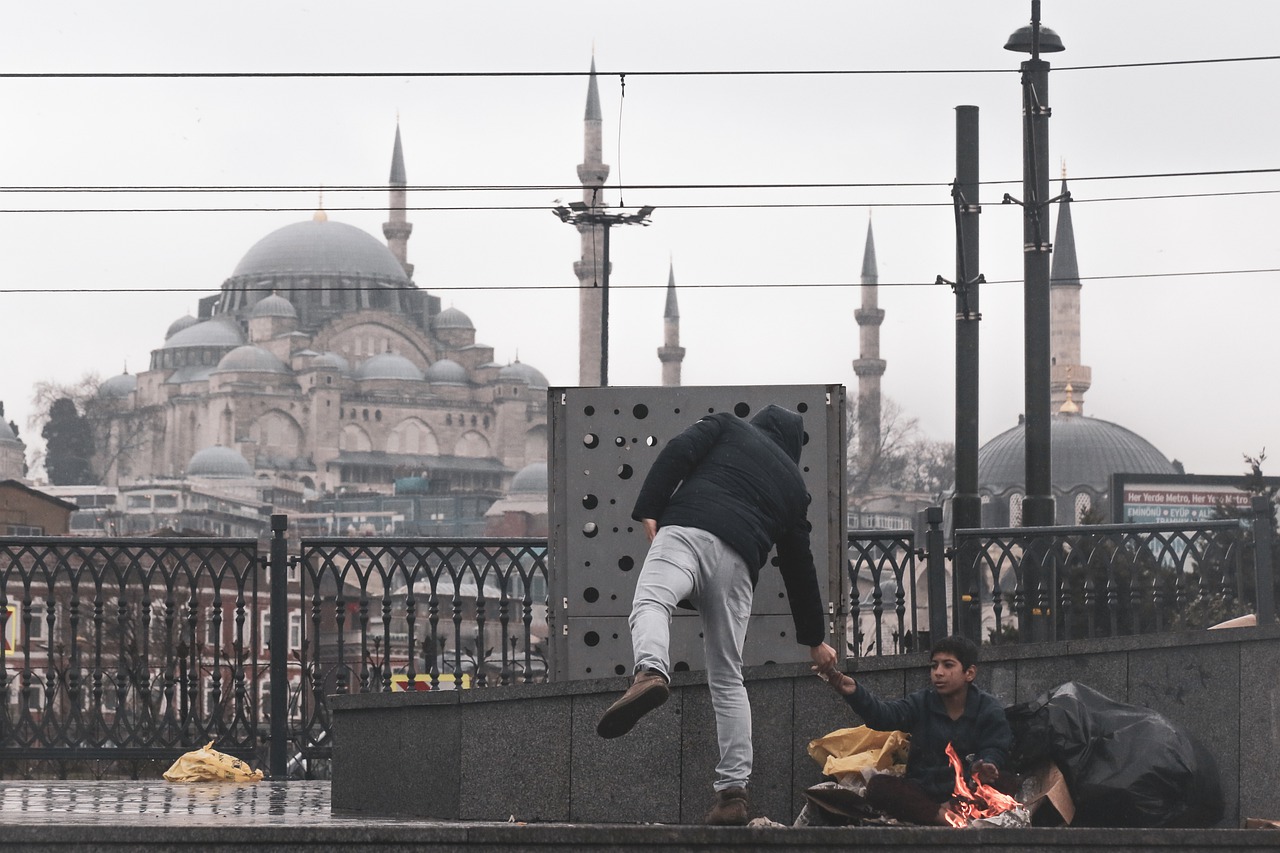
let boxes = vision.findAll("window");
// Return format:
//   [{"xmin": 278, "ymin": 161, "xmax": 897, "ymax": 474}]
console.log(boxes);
[
  {"xmin": 1009, "ymin": 493, "xmax": 1023, "ymax": 528},
  {"xmin": 1074, "ymin": 493, "xmax": 1092, "ymax": 524}
]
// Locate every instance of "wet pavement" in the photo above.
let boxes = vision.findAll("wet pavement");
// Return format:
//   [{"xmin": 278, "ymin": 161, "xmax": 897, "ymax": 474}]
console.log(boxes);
[{"xmin": 0, "ymin": 779, "xmax": 441, "ymax": 828}]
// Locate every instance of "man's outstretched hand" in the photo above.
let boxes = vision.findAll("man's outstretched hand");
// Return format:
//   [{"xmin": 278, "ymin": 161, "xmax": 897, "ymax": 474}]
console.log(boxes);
[{"xmin": 809, "ymin": 643, "xmax": 856, "ymax": 695}]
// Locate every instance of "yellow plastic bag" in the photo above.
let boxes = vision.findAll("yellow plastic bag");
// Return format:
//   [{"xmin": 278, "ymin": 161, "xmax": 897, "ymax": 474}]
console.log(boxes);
[
  {"xmin": 807, "ymin": 725, "xmax": 909, "ymax": 781},
  {"xmin": 163, "ymin": 741, "xmax": 264, "ymax": 782}
]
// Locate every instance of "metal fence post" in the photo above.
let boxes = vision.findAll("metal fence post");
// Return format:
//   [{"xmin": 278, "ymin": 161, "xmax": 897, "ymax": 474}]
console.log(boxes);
[
  {"xmin": 925, "ymin": 506, "xmax": 948, "ymax": 643},
  {"xmin": 1252, "ymin": 496, "xmax": 1276, "ymax": 624},
  {"xmin": 269, "ymin": 513, "xmax": 289, "ymax": 779}
]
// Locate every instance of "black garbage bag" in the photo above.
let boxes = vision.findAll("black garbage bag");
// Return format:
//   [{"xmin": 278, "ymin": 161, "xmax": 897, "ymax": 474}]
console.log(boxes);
[{"xmin": 1005, "ymin": 681, "xmax": 1222, "ymax": 827}]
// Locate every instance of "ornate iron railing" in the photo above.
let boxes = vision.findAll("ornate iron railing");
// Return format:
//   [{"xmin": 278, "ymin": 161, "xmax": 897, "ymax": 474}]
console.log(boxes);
[
  {"xmin": 846, "ymin": 530, "xmax": 922, "ymax": 657},
  {"xmin": 0, "ymin": 537, "xmax": 264, "ymax": 776},
  {"xmin": 290, "ymin": 538, "xmax": 549, "ymax": 766},
  {"xmin": 951, "ymin": 519, "xmax": 1254, "ymax": 643}
]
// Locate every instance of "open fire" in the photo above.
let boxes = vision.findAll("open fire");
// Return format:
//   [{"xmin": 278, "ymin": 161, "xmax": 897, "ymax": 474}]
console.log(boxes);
[{"xmin": 942, "ymin": 743, "xmax": 1023, "ymax": 827}]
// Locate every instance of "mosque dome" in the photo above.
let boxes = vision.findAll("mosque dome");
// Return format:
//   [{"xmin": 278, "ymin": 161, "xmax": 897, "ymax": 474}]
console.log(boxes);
[
  {"xmin": 0, "ymin": 420, "xmax": 17, "ymax": 443},
  {"xmin": 425, "ymin": 358, "xmax": 468, "ymax": 385},
  {"xmin": 186, "ymin": 446, "xmax": 254, "ymax": 479},
  {"xmin": 309, "ymin": 352, "xmax": 350, "ymax": 374},
  {"xmin": 354, "ymin": 353, "xmax": 425, "ymax": 382},
  {"xmin": 165, "ymin": 314, "xmax": 200, "ymax": 340},
  {"xmin": 498, "ymin": 360, "xmax": 549, "ymax": 390},
  {"xmin": 162, "ymin": 317, "xmax": 246, "ymax": 350},
  {"xmin": 214, "ymin": 345, "xmax": 291, "ymax": 374},
  {"xmin": 98, "ymin": 372, "xmax": 138, "ymax": 398},
  {"xmin": 979, "ymin": 412, "xmax": 1178, "ymax": 496},
  {"xmin": 228, "ymin": 220, "xmax": 409, "ymax": 283},
  {"xmin": 434, "ymin": 306, "xmax": 475, "ymax": 331},
  {"xmin": 249, "ymin": 293, "xmax": 298, "ymax": 319},
  {"xmin": 509, "ymin": 460, "xmax": 548, "ymax": 494}
]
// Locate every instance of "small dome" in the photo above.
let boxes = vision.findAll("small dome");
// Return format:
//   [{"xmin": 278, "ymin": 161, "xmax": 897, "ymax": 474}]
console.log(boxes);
[
  {"xmin": 0, "ymin": 420, "xmax": 17, "ymax": 443},
  {"xmin": 354, "ymin": 353, "xmax": 424, "ymax": 382},
  {"xmin": 434, "ymin": 307, "xmax": 475, "ymax": 331},
  {"xmin": 163, "ymin": 317, "xmax": 245, "ymax": 349},
  {"xmin": 99, "ymin": 373, "xmax": 138, "ymax": 398},
  {"xmin": 215, "ymin": 345, "xmax": 290, "ymax": 374},
  {"xmin": 498, "ymin": 360, "xmax": 549, "ymax": 390},
  {"xmin": 165, "ymin": 314, "xmax": 200, "ymax": 340},
  {"xmin": 309, "ymin": 351, "xmax": 350, "ymax": 373},
  {"xmin": 186, "ymin": 446, "xmax": 253, "ymax": 479},
  {"xmin": 979, "ymin": 413, "xmax": 1178, "ymax": 495},
  {"xmin": 510, "ymin": 460, "xmax": 548, "ymax": 494},
  {"xmin": 425, "ymin": 358, "xmax": 468, "ymax": 385},
  {"xmin": 249, "ymin": 293, "xmax": 298, "ymax": 319}
]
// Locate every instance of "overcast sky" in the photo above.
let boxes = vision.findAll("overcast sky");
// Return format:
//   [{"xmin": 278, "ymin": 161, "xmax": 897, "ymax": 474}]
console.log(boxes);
[{"xmin": 0, "ymin": 1, "xmax": 1277, "ymax": 479}]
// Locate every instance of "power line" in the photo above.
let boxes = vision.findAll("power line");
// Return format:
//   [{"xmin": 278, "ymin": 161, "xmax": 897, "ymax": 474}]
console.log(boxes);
[
  {"xmin": 0, "ymin": 55, "xmax": 1276, "ymax": 79},
  {"xmin": 0, "ymin": 267, "xmax": 1275, "ymax": 296},
  {"xmin": 3, "ymin": 167, "xmax": 1278, "ymax": 196}
]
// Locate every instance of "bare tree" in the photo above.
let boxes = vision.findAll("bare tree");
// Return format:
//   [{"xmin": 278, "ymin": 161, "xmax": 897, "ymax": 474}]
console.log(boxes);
[{"xmin": 847, "ymin": 395, "xmax": 955, "ymax": 503}]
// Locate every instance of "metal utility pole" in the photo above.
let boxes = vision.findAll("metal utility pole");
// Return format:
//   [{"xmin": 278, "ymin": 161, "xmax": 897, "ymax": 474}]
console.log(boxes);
[
  {"xmin": 554, "ymin": 202, "xmax": 654, "ymax": 386},
  {"xmin": 946, "ymin": 104, "xmax": 983, "ymax": 642},
  {"xmin": 1004, "ymin": 1, "xmax": 1064, "ymax": 527}
]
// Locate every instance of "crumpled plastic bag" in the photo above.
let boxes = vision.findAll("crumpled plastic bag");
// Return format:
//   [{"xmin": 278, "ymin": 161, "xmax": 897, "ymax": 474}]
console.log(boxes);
[
  {"xmin": 807, "ymin": 725, "xmax": 909, "ymax": 781},
  {"xmin": 163, "ymin": 741, "xmax": 264, "ymax": 782}
]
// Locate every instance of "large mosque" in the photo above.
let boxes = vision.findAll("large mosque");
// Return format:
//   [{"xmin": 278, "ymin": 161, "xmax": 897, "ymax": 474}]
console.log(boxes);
[{"xmin": 86, "ymin": 124, "xmax": 551, "ymax": 532}]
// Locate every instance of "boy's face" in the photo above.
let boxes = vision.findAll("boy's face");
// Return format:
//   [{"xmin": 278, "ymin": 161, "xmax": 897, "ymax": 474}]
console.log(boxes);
[{"xmin": 930, "ymin": 652, "xmax": 976, "ymax": 698}]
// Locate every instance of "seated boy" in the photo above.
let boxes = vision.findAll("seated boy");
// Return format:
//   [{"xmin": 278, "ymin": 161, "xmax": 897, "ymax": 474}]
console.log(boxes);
[{"xmin": 814, "ymin": 635, "xmax": 1013, "ymax": 825}]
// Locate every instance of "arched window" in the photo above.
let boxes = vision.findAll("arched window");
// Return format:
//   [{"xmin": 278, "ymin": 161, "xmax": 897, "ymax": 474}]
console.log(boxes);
[
  {"xmin": 1074, "ymin": 492, "xmax": 1092, "ymax": 524},
  {"xmin": 1009, "ymin": 493, "xmax": 1023, "ymax": 528}
]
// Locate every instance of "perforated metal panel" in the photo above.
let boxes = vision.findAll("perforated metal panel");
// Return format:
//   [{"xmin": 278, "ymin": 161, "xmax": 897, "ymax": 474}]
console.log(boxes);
[{"xmin": 548, "ymin": 385, "xmax": 846, "ymax": 680}]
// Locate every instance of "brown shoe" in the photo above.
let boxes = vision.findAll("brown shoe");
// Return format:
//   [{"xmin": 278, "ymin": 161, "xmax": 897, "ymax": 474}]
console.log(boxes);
[
  {"xmin": 705, "ymin": 787, "xmax": 749, "ymax": 826},
  {"xmin": 596, "ymin": 668, "xmax": 669, "ymax": 739}
]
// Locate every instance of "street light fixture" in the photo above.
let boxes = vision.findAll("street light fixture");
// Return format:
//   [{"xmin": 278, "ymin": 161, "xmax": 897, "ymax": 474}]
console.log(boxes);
[
  {"xmin": 553, "ymin": 202, "xmax": 654, "ymax": 386},
  {"xmin": 1004, "ymin": 0, "xmax": 1064, "ymax": 529}
]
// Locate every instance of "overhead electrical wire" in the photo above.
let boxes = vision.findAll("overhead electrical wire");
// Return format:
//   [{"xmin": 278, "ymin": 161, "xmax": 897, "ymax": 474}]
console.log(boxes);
[
  {"xmin": 0, "ymin": 54, "xmax": 1276, "ymax": 79},
  {"xmin": 1, "ymin": 267, "xmax": 1276, "ymax": 296}
]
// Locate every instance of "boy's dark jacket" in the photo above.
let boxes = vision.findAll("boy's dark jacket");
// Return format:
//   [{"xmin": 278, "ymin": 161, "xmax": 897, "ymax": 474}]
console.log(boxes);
[
  {"xmin": 630, "ymin": 405, "xmax": 824, "ymax": 646},
  {"xmin": 845, "ymin": 681, "xmax": 1013, "ymax": 800}
]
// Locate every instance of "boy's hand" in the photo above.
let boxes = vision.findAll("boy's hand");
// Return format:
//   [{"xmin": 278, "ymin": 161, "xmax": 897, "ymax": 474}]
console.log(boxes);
[
  {"xmin": 811, "ymin": 661, "xmax": 857, "ymax": 696},
  {"xmin": 970, "ymin": 759, "xmax": 1000, "ymax": 785}
]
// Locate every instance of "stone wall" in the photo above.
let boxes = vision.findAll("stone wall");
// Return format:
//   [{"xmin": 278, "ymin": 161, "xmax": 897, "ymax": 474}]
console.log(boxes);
[{"xmin": 331, "ymin": 625, "xmax": 1280, "ymax": 826}]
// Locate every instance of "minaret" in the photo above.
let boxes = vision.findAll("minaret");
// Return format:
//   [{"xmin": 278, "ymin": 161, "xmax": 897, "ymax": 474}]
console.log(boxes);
[
  {"xmin": 657, "ymin": 260, "xmax": 685, "ymax": 386},
  {"xmin": 1049, "ymin": 169, "xmax": 1090, "ymax": 413},
  {"xmin": 574, "ymin": 57, "xmax": 610, "ymax": 385},
  {"xmin": 852, "ymin": 218, "xmax": 886, "ymax": 468},
  {"xmin": 383, "ymin": 121, "xmax": 414, "ymax": 279}
]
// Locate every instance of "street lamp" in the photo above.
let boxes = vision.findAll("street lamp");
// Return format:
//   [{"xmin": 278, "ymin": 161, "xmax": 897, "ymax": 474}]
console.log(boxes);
[
  {"xmin": 1003, "ymin": 0, "xmax": 1064, "ymax": 528},
  {"xmin": 553, "ymin": 202, "xmax": 654, "ymax": 386}
]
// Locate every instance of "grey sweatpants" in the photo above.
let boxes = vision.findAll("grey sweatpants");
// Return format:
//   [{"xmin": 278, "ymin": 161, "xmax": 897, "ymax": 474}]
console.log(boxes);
[{"xmin": 629, "ymin": 525, "xmax": 754, "ymax": 791}]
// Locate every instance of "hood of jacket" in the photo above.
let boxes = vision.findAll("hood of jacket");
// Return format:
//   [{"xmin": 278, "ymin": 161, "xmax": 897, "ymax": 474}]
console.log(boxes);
[{"xmin": 749, "ymin": 404, "xmax": 804, "ymax": 464}]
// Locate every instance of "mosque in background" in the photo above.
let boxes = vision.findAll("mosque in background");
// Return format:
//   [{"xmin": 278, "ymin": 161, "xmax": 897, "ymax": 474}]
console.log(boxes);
[
  {"xmin": 80, "ymin": 124, "xmax": 551, "ymax": 537},
  {"xmin": 850, "ymin": 172, "xmax": 1178, "ymax": 530}
]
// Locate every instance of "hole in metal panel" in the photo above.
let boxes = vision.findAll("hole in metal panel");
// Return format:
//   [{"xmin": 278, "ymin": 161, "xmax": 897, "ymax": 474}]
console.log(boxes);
[
  {"xmin": 632, "ymin": 404, "xmax": 649, "ymax": 420},
  {"xmin": 583, "ymin": 494, "xmax": 598, "ymax": 510},
  {"xmin": 584, "ymin": 587, "xmax": 599, "ymax": 603},
  {"xmin": 734, "ymin": 402, "xmax": 751, "ymax": 418},
  {"xmin": 584, "ymin": 631, "xmax": 600, "ymax": 647},
  {"xmin": 583, "ymin": 522, "xmax": 598, "ymax": 538},
  {"xmin": 618, "ymin": 556, "xmax": 634, "ymax": 572},
  {"xmin": 583, "ymin": 433, "xmax": 599, "ymax": 449},
  {"xmin": 617, "ymin": 464, "xmax": 633, "ymax": 480}
]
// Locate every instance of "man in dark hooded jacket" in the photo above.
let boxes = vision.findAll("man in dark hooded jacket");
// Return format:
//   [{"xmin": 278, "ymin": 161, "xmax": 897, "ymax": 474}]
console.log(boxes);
[{"xmin": 596, "ymin": 404, "xmax": 837, "ymax": 825}]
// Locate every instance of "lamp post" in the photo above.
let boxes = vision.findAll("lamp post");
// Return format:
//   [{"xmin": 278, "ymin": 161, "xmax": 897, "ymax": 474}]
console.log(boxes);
[
  {"xmin": 554, "ymin": 202, "xmax": 654, "ymax": 386},
  {"xmin": 1004, "ymin": 0, "xmax": 1064, "ymax": 528}
]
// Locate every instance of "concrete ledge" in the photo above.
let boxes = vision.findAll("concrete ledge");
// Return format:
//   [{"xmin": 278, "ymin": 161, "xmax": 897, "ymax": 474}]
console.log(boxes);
[
  {"xmin": 332, "ymin": 627, "xmax": 1280, "ymax": 826},
  {"xmin": 4, "ymin": 824, "xmax": 1279, "ymax": 852}
]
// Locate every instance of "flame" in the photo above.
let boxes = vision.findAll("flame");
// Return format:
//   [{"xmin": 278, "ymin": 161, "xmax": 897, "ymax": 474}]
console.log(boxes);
[{"xmin": 942, "ymin": 743, "xmax": 1022, "ymax": 828}]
